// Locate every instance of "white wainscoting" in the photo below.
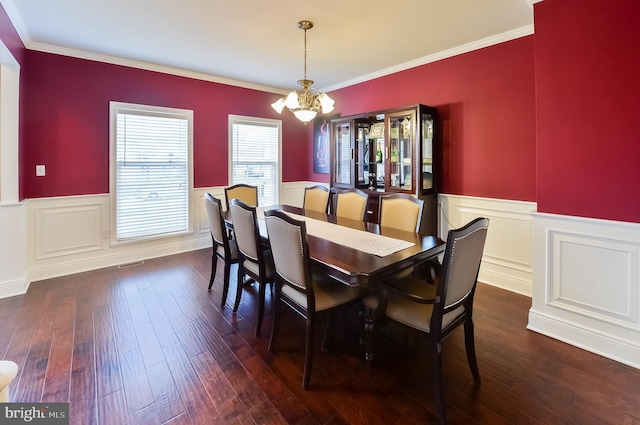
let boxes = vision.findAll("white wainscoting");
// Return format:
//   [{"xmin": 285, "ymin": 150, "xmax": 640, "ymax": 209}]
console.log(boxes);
[
  {"xmin": 0, "ymin": 202, "xmax": 28, "ymax": 298},
  {"xmin": 6, "ymin": 187, "xmax": 527, "ymax": 299},
  {"xmin": 529, "ymin": 213, "xmax": 640, "ymax": 369},
  {"xmin": 26, "ymin": 192, "xmax": 213, "ymax": 286},
  {"xmin": 3, "ymin": 182, "xmax": 314, "ymax": 298},
  {"xmin": 16, "ymin": 187, "xmax": 640, "ymax": 368},
  {"xmin": 439, "ymin": 194, "xmax": 536, "ymax": 296}
]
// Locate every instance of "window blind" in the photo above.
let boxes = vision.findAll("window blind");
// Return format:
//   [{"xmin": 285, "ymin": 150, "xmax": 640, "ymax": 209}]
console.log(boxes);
[
  {"xmin": 230, "ymin": 117, "xmax": 280, "ymax": 207},
  {"xmin": 112, "ymin": 104, "xmax": 192, "ymax": 241}
]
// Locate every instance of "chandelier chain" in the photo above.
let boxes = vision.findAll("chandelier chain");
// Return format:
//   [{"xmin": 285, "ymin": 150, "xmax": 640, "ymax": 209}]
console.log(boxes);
[{"xmin": 303, "ymin": 26, "xmax": 307, "ymax": 81}]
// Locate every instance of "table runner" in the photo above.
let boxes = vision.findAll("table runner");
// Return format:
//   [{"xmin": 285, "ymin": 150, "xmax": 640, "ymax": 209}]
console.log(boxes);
[{"xmin": 258, "ymin": 208, "xmax": 414, "ymax": 257}]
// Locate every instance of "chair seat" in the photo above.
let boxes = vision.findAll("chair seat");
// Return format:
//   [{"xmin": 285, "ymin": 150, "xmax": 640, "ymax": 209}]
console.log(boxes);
[
  {"xmin": 283, "ymin": 272, "xmax": 366, "ymax": 312},
  {"xmin": 363, "ymin": 278, "xmax": 464, "ymax": 333},
  {"xmin": 242, "ymin": 249, "xmax": 275, "ymax": 278}
]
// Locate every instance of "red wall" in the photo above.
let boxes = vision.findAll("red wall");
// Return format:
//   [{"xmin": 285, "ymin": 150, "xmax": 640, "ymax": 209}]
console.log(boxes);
[
  {"xmin": 12, "ymin": 1, "xmax": 640, "ymax": 224},
  {"xmin": 0, "ymin": 5, "xmax": 24, "ymax": 63},
  {"xmin": 19, "ymin": 51, "xmax": 310, "ymax": 199},
  {"xmin": 535, "ymin": 0, "xmax": 640, "ymax": 223},
  {"xmin": 322, "ymin": 37, "xmax": 537, "ymax": 202}
]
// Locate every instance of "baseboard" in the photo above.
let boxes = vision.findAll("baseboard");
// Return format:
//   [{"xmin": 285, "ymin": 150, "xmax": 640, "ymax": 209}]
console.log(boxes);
[
  {"xmin": 479, "ymin": 268, "xmax": 533, "ymax": 297},
  {"xmin": 528, "ymin": 309, "xmax": 640, "ymax": 369},
  {"xmin": 0, "ymin": 276, "xmax": 29, "ymax": 299},
  {"xmin": 29, "ymin": 238, "xmax": 210, "ymax": 283}
]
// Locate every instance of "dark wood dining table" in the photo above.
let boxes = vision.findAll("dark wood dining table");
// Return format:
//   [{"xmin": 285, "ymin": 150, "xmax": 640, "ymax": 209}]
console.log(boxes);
[{"xmin": 228, "ymin": 204, "xmax": 445, "ymax": 287}]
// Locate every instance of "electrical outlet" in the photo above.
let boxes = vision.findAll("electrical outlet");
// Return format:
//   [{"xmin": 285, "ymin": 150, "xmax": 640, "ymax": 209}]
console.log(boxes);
[{"xmin": 36, "ymin": 165, "xmax": 46, "ymax": 176}]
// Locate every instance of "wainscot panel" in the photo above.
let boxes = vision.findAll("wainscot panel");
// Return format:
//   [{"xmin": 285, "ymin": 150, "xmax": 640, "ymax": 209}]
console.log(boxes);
[
  {"xmin": 20, "ymin": 182, "xmax": 313, "ymax": 294},
  {"xmin": 27, "ymin": 193, "xmax": 212, "ymax": 285},
  {"xmin": 529, "ymin": 212, "xmax": 640, "ymax": 369}
]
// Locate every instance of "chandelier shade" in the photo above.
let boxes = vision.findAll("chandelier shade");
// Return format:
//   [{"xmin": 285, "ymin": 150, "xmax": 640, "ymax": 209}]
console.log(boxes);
[{"xmin": 271, "ymin": 21, "xmax": 335, "ymax": 124}]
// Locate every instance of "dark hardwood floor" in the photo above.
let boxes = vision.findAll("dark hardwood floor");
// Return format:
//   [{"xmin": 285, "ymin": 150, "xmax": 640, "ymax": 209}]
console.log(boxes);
[{"xmin": 2, "ymin": 249, "xmax": 640, "ymax": 424}]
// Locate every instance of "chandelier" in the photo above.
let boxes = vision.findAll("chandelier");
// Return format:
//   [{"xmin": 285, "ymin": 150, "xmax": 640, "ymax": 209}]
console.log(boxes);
[{"xmin": 271, "ymin": 20, "xmax": 335, "ymax": 124}]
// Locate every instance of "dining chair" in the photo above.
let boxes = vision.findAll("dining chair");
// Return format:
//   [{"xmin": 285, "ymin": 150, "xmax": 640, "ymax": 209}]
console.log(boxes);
[
  {"xmin": 228, "ymin": 198, "xmax": 275, "ymax": 336},
  {"xmin": 334, "ymin": 188, "xmax": 369, "ymax": 221},
  {"xmin": 264, "ymin": 209, "xmax": 367, "ymax": 389},
  {"xmin": 0, "ymin": 360, "xmax": 18, "ymax": 402},
  {"xmin": 379, "ymin": 193, "xmax": 424, "ymax": 233},
  {"xmin": 204, "ymin": 193, "xmax": 239, "ymax": 308},
  {"xmin": 303, "ymin": 185, "xmax": 330, "ymax": 213},
  {"xmin": 363, "ymin": 217, "xmax": 489, "ymax": 424},
  {"xmin": 225, "ymin": 183, "xmax": 258, "ymax": 211}
]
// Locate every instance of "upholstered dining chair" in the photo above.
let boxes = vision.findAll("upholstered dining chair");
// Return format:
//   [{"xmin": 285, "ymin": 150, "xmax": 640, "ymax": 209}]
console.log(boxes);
[
  {"xmin": 303, "ymin": 185, "xmax": 330, "ymax": 213},
  {"xmin": 228, "ymin": 198, "xmax": 275, "ymax": 336},
  {"xmin": 0, "ymin": 360, "xmax": 18, "ymax": 402},
  {"xmin": 225, "ymin": 183, "xmax": 258, "ymax": 211},
  {"xmin": 363, "ymin": 217, "xmax": 489, "ymax": 424},
  {"xmin": 379, "ymin": 193, "xmax": 425, "ymax": 233},
  {"xmin": 264, "ymin": 209, "xmax": 367, "ymax": 389},
  {"xmin": 334, "ymin": 188, "xmax": 369, "ymax": 221},
  {"xmin": 204, "ymin": 193, "xmax": 239, "ymax": 308}
]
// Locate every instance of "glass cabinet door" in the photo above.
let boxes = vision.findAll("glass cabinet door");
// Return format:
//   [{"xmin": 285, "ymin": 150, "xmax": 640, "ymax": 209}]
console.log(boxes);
[
  {"xmin": 421, "ymin": 112, "xmax": 435, "ymax": 191},
  {"xmin": 386, "ymin": 110, "xmax": 415, "ymax": 192},
  {"xmin": 355, "ymin": 123, "xmax": 369, "ymax": 188},
  {"xmin": 332, "ymin": 120, "xmax": 353, "ymax": 186}
]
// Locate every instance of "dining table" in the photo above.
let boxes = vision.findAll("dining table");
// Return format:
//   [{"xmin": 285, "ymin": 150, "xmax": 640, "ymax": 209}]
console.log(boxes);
[{"xmin": 226, "ymin": 204, "xmax": 445, "ymax": 287}]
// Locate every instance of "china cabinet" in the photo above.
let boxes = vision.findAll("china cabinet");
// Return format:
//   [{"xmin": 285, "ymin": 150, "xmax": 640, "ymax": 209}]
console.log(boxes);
[{"xmin": 329, "ymin": 104, "xmax": 439, "ymax": 234}]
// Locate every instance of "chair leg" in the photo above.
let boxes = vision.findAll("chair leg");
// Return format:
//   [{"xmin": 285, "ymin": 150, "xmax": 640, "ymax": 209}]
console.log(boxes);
[
  {"xmin": 220, "ymin": 261, "xmax": 231, "ymax": 308},
  {"xmin": 255, "ymin": 281, "xmax": 267, "ymax": 336},
  {"xmin": 464, "ymin": 319, "xmax": 481, "ymax": 382},
  {"xmin": 431, "ymin": 341, "xmax": 446, "ymax": 424},
  {"xmin": 233, "ymin": 265, "xmax": 244, "ymax": 312},
  {"xmin": 268, "ymin": 297, "xmax": 281, "ymax": 352},
  {"xmin": 302, "ymin": 316, "xmax": 315, "ymax": 389},
  {"xmin": 321, "ymin": 314, "xmax": 337, "ymax": 352},
  {"xmin": 208, "ymin": 252, "xmax": 218, "ymax": 291}
]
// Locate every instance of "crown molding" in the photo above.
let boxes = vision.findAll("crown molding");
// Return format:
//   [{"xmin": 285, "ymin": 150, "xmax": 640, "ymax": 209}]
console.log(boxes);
[
  {"xmin": 26, "ymin": 41, "xmax": 290, "ymax": 95},
  {"xmin": 320, "ymin": 24, "xmax": 535, "ymax": 93}
]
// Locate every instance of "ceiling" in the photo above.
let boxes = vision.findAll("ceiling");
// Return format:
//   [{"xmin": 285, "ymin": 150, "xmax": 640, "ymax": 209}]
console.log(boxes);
[{"xmin": 1, "ymin": 0, "xmax": 534, "ymax": 94}]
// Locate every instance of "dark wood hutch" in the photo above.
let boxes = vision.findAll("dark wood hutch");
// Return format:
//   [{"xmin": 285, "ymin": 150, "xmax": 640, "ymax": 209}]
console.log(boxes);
[{"xmin": 328, "ymin": 104, "xmax": 439, "ymax": 235}]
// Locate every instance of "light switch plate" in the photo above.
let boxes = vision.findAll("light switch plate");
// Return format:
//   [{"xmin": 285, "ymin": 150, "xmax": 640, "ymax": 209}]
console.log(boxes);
[{"xmin": 36, "ymin": 164, "xmax": 45, "ymax": 176}]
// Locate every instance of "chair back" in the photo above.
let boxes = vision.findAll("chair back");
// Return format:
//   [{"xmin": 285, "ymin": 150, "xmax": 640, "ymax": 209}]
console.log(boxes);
[
  {"xmin": 264, "ymin": 210, "xmax": 310, "ymax": 294},
  {"xmin": 379, "ymin": 194, "xmax": 424, "ymax": 233},
  {"xmin": 228, "ymin": 199, "xmax": 262, "ymax": 263},
  {"xmin": 437, "ymin": 217, "xmax": 489, "ymax": 315},
  {"xmin": 225, "ymin": 184, "xmax": 258, "ymax": 210},
  {"xmin": 303, "ymin": 185, "xmax": 329, "ymax": 213},
  {"xmin": 335, "ymin": 189, "xmax": 369, "ymax": 221},
  {"xmin": 204, "ymin": 193, "xmax": 228, "ymax": 248}
]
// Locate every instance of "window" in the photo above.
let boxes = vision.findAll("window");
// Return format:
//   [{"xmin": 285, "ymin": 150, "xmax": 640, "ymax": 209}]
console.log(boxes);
[
  {"xmin": 110, "ymin": 102, "xmax": 193, "ymax": 243},
  {"xmin": 229, "ymin": 115, "xmax": 281, "ymax": 207}
]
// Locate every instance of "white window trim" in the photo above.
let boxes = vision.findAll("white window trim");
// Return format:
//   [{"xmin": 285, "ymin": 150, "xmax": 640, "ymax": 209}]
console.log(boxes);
[
  {"xmin": 109, "ymin": 101, "xmax": 194, "ymax": 245},
  {"xmin": 228, "ymin": 115, "xmax": 282, "ymax": 206}
]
